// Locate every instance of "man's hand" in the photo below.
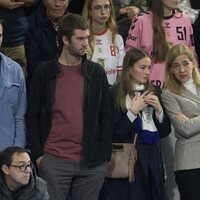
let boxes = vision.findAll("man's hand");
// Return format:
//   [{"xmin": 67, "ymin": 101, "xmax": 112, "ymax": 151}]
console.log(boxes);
[
  {"xmin": 119, "ymin": 6, "xmax": 140, "ymax": 20},
  {"xmin": 0, "ymin": 0, "xmax": 24, "ymax": 9},
  {"xmin": 16, "ymin": 0, "xmax": 36, "ymax": 7}
]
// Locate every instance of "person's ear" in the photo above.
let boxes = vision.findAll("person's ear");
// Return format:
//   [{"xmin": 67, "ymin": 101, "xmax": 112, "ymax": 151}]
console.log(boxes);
[
  {"xmin": 62, "ymin": 35, "xmax": 69, "ymax": 46},
  {"xmin": 2, "ymin": 165, "xmax": 9, "ymax": 175}
]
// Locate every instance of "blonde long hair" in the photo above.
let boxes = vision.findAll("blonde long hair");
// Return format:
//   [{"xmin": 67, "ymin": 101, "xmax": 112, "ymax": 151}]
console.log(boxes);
[
  {"xmin": 82, "ymin": 0, "xmax": 118, "ymax": 58},
  {"xmin": 164, "ymin": 44, "xmax": 200, "ymax": 94}
]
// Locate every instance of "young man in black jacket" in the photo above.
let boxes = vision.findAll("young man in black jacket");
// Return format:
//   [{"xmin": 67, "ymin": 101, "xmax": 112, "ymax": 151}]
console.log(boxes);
[
  {"xmin": 26, "ymin": 13, "xmax": 112, "ymax": 200},
  {"xmin": 0, "ymin": 146, "xmax": 49, "ymax": 200}
]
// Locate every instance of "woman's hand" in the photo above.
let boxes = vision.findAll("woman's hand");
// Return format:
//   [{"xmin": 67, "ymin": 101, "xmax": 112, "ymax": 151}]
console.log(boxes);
[
  {"xmin": 174, "ymin": 113, "xmax": 189, "ymax": 122},
  {"xmin": 144, "ymin": 92, "xmax": 163, "ymax": 115},
  {"xmin": 130, "ymin": 91, "xmax": 149, "ymax": 115}
]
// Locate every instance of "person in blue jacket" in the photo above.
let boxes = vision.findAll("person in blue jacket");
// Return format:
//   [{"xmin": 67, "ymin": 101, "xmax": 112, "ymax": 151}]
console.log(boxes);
[{"xmin": 0, "ymin": 19, "xmax": 26, "ymax": 151}]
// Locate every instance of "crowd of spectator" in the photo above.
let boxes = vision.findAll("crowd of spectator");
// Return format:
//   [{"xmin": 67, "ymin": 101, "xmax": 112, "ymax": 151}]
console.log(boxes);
[{"xmin": 0, "ymin": 0, "xmax": 200, "ymax": 200}]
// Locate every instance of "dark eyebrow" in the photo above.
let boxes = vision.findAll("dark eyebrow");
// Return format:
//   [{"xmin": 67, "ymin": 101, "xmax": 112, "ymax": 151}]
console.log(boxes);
[
  {"xmin": 138, "ymin": 64, "xmax": 150, "ymax": 67},
  {"xmin": 172, "ymin": 62, "xmax": 179, "ymax": 65},
  {"xmin": 17, "ymin": 160, "xmax": 31, "ymax": 164}
]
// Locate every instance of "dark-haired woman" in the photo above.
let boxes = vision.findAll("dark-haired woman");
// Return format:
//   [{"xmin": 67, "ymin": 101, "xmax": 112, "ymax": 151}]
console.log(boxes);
[{"xmin": 100, "ymin": 47, "xmax": 171, "ymax": 200}]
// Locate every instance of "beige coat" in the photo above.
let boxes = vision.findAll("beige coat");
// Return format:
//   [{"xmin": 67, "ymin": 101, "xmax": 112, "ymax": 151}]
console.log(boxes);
[{"xmin": 161, "ymin": 88, "xmax": 200, "ymax": 171}]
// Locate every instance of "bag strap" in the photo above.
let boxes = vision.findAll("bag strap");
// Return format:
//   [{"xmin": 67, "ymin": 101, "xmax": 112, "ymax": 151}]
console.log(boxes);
[
  {"xmin": 128, "ymin": 133, "xmax": 138, "ymax": 182},
  {"xmin": 133, "ymin": 133, "xmax": 138, "ymax": 146}
]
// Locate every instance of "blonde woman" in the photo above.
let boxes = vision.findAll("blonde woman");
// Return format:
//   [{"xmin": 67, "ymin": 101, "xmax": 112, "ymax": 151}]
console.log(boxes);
[
  {"xmin": 82, "ymin": 0, "xmax": 125, "ymax": 85},
  {"xmin": 161, "ymin": 44, "xmax": 200, "ymax": 200}
]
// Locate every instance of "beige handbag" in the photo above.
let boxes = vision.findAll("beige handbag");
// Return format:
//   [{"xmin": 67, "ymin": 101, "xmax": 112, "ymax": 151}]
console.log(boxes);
[{"xmin": 107, "ymin": 134, "xmax": 138, "ymax": 182}]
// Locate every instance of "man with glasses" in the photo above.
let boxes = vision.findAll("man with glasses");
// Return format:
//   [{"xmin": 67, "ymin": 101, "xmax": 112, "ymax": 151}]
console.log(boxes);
[{"xmin": 0, "ymin": 146, "xmax": 49, "ymax": 200}]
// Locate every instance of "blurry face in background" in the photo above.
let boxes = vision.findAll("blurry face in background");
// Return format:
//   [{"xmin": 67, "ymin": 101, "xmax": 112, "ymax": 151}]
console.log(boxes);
[
  {"xmin": 129, "ymin": 57, "xmax": 151, "ymax": 84},
  {"xmin": 43, "ymin": 0, "xmax": 70, "ymax": 23},
  {"xmin": 0, "ymin": 24, "xmax": 3, "ymax": 47},
  {"xmin": 89, "ymin": 0, "xmax": 111, "ymax": 27},
  {"xmin": 162, "ymin": 0, "xmax": 180, "ymax": 14}
]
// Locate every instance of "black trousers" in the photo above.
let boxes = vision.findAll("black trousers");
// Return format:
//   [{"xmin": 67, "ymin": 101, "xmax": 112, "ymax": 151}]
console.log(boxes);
[{"xmin": 175, "ymin": 168, "xmax": 200, "ymax": 200}]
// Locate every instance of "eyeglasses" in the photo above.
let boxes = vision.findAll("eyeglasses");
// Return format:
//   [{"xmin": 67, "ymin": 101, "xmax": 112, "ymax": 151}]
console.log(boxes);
[
  {"xmin": 9, "ymin": 162, "xmax": 34, "ymax": 172},
  {"xmin": 92, "ymin": 4, "xmax": 111, "ymax": 12}
]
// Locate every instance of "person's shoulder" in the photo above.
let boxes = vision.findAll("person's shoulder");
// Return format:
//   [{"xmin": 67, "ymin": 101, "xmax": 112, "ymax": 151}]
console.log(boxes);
[
  {"xmin": 130, "ymin": 11, "xmax": 152, "ymax": 28},
  {"xmin": 35, "ymin": 176, "xmax": 46, "ymax": 187},
  {"xmin": 135, "ymin": 10, "xmax": 152, "ymax": 21},
  {"xmin": 35, "ymin": 176, "xmax": 49, "ymax": 200},
  {"xmin": 31, "ymin": 58, "xmax": 59, "ymax": 82},
  {"xmin": 36, "ymin": 59, "xmax": 58, "ymax": 73},
  {"xmin": 0, "ymin": 52, "xmax": 24, "ymax": 76},
  {"xmin": 83, "ymin": 58, "xmax": 106, "ymax": 74},
  {"xmin": 115, "ymin": 33, "xmax": 124, "ymax": 42},
  {"xmin": 28, "ymin": 2, "xmax": 48, "ymax": 29},
  {"xmin": 174, "ymin": 9, "xmax": 191, "ymax": 20},
  {"xmin": 161, "ymin": 89, "xmax": 174, "ymax": 98},
  {"xmin": 110, "ymin": 83, "xmax": 118, "ymax": 96}
]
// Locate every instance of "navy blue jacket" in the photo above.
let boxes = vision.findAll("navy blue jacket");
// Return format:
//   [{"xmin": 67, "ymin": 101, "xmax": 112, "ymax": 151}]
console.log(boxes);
[
  {"xmin": 110, "ymin": 85, "xmax": 171, "ymax": 143},
  {"xmin": 26, "ymin": 2, "xmax": 67, "ymax": 77}
]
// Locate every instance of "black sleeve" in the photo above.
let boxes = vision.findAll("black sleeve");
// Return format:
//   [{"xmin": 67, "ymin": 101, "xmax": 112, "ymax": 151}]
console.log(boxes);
[
  {"xmin": 26, "ymin": 65, "xmax": 46, "ymax": 161},
  {"xmin": 189, "ymin": 0, "xmax": 200, "ymax": 9},
  {"xmin": 110, "ymin": 86, "xmax": 136, "ymax": 143},
  {"xmin": 153, "ymin": 86, "xmax": 171, "ymax": 139}
]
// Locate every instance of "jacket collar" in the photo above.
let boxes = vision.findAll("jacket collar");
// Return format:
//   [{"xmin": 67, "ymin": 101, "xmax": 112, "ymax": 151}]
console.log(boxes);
[
  {"xmin": 0, "ymin": 52, "xmax": 18, "ymax": 87},
  {"xmin": 51, "ymin": 54, "xmax": 90, "ymax": 80}
]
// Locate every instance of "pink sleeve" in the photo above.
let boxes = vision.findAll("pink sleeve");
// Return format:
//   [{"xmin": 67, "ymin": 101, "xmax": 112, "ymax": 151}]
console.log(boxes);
[{"xmin": 125, "ymin": 15, "xmax": 143, "ymax": 51}]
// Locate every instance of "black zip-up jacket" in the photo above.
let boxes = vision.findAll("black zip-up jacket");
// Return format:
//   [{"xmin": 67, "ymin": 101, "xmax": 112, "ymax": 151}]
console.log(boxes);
[
  {"xmin": 26, "ymin": 56, "xmax": 112, "ymax": 168},
  {"xmin": 26, "ymin": 2, "xmax": 67, "ymax": 77}
]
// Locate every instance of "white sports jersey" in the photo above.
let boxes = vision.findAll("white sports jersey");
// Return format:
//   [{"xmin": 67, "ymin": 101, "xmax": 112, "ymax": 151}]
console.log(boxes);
[
  {"xmin": 89, "ymin": 29, "xmax": 125, "ymax": 85},
  {"xmin": 125, "ymin": 10, "xmax": 195, "ymax": 88}
]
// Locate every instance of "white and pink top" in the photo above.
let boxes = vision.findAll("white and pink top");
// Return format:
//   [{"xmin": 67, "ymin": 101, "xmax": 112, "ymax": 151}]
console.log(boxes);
[
  {"xmin": 89, "ymin": 29, "xmax": 125, "ymax": 85},
  {"xmin": 125, "ymin": 10, "xmax": 195, "ymax": 88}
]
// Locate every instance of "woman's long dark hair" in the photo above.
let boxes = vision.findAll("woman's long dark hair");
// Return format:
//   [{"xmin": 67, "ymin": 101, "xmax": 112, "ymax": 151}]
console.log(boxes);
[{"xmin": 148, "ymin": 0, "xmax": 170, "ymax": 63}]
